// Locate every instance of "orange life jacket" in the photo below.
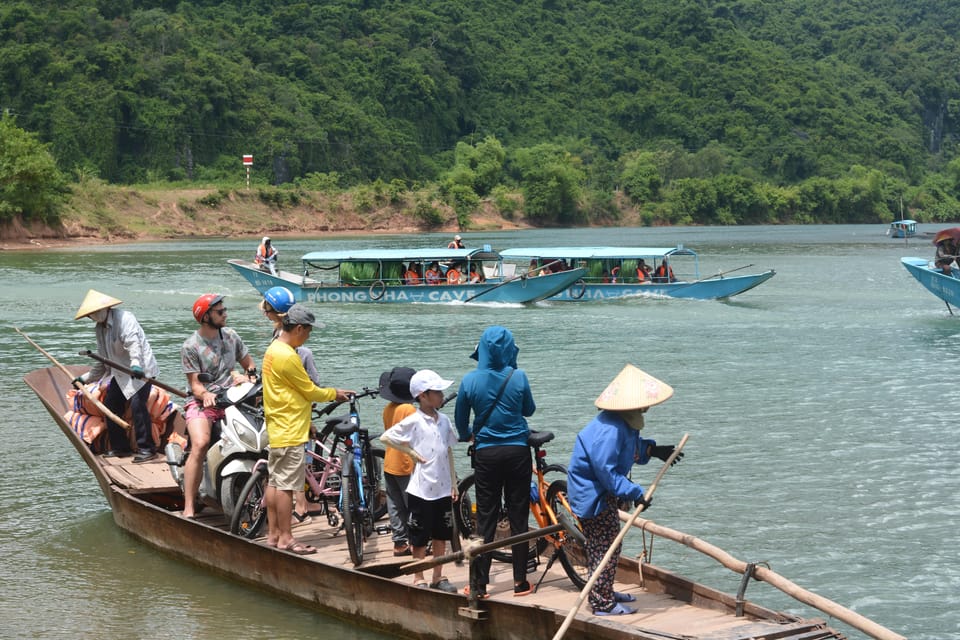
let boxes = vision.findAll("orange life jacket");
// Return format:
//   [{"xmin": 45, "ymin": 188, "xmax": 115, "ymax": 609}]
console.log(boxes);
[
  {"xmin": 404, "ymin": 269, "xmax": 421, "ymax": 285},
  {"xmin": 446, "ymin": 268, "xmax": 462, "ymax": 284}
]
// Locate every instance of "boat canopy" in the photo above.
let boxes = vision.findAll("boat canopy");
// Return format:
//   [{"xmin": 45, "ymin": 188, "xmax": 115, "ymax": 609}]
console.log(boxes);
[
  {"xmin": 500, "ymin": 246, "xmax": 694, "ymax": 260},
  {"xmin": 301, "ymin": 247, "xmax": 500, "ymax": 264}
]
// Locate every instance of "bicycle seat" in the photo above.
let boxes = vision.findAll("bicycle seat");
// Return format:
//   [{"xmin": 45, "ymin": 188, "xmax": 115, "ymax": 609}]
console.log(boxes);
[
  {"xmin": 527, "ymin": 430, "xmax": 554, "ymax": 448},
  {"xmin": 332, "ymin": 418, "xmax": 368, "ymax": 437}
]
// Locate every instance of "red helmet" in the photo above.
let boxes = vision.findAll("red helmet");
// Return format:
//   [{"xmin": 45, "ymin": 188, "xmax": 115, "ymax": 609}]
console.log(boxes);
[{"xmin": 192, "ymin": 293, "xmax": 224, "ymax": 324}]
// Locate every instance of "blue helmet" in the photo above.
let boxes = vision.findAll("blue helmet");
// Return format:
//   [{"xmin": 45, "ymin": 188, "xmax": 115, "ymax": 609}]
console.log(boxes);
[{"xmin": 263, "ymin": 286, "xmax": 296, "ymax": 313}]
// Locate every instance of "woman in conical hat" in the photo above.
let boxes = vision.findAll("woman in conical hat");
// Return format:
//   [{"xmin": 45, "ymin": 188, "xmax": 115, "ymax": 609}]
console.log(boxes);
[{"xmin": 566, "ymin": 364, "xmax": 684, "ymax": 616}]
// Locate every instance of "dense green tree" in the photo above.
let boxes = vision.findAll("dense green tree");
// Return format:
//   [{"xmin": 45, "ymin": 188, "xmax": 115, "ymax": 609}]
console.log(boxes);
[{"xmin": 0, "ymin": 113, "xmax": 67, "ymax": 222}]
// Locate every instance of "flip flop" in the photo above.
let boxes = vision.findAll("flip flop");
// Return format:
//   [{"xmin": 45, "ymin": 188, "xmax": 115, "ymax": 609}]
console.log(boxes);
[
  {"xmin": 283, "ymin": 541, "xmax": 317, "ymax": 555},
  {"xmin": 614, "ymin": 591, "xmax": 637, "ymax": 603},
  {"xmin": 594, "ymin": 602, "xmax": 637, "ymax": 616}
]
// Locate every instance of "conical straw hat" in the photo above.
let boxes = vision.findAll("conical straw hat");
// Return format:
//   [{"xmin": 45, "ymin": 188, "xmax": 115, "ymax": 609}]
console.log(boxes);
[
  {"xmin": 75, "ymin": 289, "xmax": 122, "ymax": 320},
  {"xmin": 595, "ymin": 364, "xmax": 674, "ymax": 411}
]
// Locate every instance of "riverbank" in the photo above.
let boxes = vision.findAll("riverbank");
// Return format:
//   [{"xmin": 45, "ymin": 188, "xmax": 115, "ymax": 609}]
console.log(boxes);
[{"xmin": 0, "ymin": 183, "xmax": 543, "ymax": 251}]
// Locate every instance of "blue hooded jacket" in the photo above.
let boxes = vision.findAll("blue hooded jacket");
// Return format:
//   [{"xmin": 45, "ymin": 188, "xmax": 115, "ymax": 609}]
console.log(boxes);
[
  {"xmin": 566, "ymin": 410, "xmax": 656, "ymax": 520},
  {"xmin": 454, "ymin": 326, "xmax": 535, "ymax": 449}
]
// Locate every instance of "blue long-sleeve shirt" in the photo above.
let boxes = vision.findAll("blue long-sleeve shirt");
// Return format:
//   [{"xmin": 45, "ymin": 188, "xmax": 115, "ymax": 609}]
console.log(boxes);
[{"xmin": 567, "ymin": 410, "xmax": 656, "ymax": 520}]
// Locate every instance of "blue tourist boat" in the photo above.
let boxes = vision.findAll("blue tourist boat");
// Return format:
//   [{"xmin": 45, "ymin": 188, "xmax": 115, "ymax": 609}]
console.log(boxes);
[
  {"xmin": 228, "ymin": 247, "xmax": 586, "ymax": 304},
  {"xmin": 499, "ymin": 246, "xmax": 776, "ymax": 301},
  {"xmin": 887, "ymin": 220, "xmax": 918, "ymax": 238},
  {"xmin": 901, "ymin": 257, "xmax": 960, "ymax": 309}
]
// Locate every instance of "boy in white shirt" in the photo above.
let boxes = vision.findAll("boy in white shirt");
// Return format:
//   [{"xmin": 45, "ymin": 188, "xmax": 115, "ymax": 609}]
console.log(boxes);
[{"xmin": 379, "ymin": 369, "xmax": 460, "ymax": 593}]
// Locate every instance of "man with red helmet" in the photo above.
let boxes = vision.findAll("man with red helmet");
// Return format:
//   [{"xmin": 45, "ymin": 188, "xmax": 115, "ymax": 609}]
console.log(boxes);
[{"xmin": 179, "ymin": 293, "xmax": 257, "ymax": 518}]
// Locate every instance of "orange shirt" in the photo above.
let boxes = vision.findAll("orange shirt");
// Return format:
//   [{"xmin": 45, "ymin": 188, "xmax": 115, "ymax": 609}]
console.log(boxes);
[{"xmin": 382, "ymin": 402, "xmax": 417, "ymax": 475}]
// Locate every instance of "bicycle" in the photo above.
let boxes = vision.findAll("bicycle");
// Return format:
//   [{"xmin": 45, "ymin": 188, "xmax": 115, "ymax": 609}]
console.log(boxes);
[
  {"xmin": 453, "ymin": 430, "xmax": 589, "ymax": 589},
  {"xmin": 330, "ymin": 387, "xmax": 386, "ymax": 566},
  {"xmin": 229, "ymin": 392, "xmax": 386, "ymax": 540}
]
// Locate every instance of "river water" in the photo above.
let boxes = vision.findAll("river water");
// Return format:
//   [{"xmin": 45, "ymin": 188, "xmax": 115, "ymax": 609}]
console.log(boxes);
[{"xmin": 1, "ymin": 225, "xmax": 956, "ymax": 639}]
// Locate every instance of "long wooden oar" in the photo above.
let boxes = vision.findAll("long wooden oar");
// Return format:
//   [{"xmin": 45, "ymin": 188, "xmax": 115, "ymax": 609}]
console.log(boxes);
[
  {"xmin": 463, "ymin": 263, "xmax": 552, "ymax": 303},
  {"xmin": 614, "ymin": 514, "xmax": 906, "ymax": 640},
  {"xmin": 14, "ymin": 326, "xmax": 130, "ymax": 430},
  {"xmin": 79, "ymin": 349, "xmax": 187, "ymax": 398},
  {"xmin": 552, "ymin": 433, "xmax": 688, "ymax": 640}
]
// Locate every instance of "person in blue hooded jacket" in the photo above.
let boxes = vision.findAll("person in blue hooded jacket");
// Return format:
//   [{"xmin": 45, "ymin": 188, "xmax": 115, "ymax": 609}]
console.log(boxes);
[
  {"xmin": 567, "ymin": 364, "xmax": 683, "ymax": 616},
  {"xmin": 455, "ymin": 325, "xmax": 536, "ymax": 598}
]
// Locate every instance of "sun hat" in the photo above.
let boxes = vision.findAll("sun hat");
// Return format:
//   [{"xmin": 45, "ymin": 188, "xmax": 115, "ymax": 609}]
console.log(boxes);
[
  {"xmin": 379, "ymin": 367, "xmax": 416, "ymax": 404},
  {"xmin": 75, "ymin": 290, "xmax": 122, "ymax": 320},
  {"xmin": 409, "ymin": 369, "xmax": 454, "ymax": 399},
  {"xmin": 454, "ymin": 234, "xmax": 462, "ymax": 240},
  {"xmin": 594, "ymin": 364, "xmax": 674, "ymax": 411},
  {"xmin": 284, "ymin": 303, "xmax": 321, "ymax": 327}
]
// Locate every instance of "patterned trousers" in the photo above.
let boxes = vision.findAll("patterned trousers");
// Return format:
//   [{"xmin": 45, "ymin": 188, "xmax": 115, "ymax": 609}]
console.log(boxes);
[{"xmin": 580, "ymin": 501, "xmax": 622, "ymax": 612}]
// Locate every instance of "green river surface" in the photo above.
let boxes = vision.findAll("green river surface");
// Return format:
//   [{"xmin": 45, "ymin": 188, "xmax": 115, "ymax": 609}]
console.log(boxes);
[{"xmin": 1, "ymin": 225, "xmax": 956, "ymax": 639}]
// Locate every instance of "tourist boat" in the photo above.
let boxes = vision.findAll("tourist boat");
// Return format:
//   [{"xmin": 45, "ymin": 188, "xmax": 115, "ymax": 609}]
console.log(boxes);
[
  {"xmin": 228, "ymin": 247, "xmax": 586, "ymax": 304},
  {"xmin": 499, "ymin": 246, "xmax": 776, "ymax": 301},
  {"xmin": 901, "ymin": 257, "xmax": 960, "ymax": 310},
  {"xmin": 24, "ymin": 364, "xmax": 904, "ymax": 640},
  {"xmin": 887, "ymin": 220, "xmax": 918, "ymax": 238}
]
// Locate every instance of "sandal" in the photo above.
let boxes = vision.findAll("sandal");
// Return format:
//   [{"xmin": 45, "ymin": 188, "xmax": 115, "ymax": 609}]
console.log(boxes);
[
  {"xmin": 614, "ymin": 591, "xmax": 637, "ymax": 603},
  {"xmin": 291, "ymin": 512, "xmax": 313, "ymax": 527},
  {"xmin": 282, "ymin": 541, "xmax": 317, "ymax": 555},
  {"xmin": 414, "ymin": 581, "xmax": 428, "ymax": 589},
  {"xmin": 430, "ymin": 577, "xmax": 458, "ymax": 593},
  {"xmin": 513, "ymin": 580, "xmax": 533, "ymax": 597},
  {"xmin": 462, "ymin": 585, "xmax": 490, "ymax": 600},
  {"xmin": 594, "ymin": 602, "xmax": 636, "ymax": 616}
]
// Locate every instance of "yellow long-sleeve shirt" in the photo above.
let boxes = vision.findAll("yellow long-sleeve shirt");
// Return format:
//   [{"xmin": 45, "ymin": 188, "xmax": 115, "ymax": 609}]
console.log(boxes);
[{"xmin": 263, "ymin": 340, "xmax": 336, "ymax": 448}]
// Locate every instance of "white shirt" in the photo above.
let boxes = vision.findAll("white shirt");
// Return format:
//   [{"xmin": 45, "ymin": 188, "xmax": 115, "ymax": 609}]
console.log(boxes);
[
  {"xmin": 85, "ymin": 308, "xmax": 159, "ymax": 399},
  {"xmin": 382, "ymin": 408, "xmax": 458, "ymax": 501}
]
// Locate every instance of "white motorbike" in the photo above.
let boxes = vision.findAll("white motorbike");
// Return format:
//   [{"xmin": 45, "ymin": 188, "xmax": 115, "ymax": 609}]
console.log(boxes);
[{"xmin": 165, "ymin": 377, "xmax": 269, "ymax": 516}]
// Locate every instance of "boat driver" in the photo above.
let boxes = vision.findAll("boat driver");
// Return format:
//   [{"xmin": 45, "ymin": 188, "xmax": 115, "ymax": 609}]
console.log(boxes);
[{"xmin": 179, "ymin": 293, "xmax": 257, "ymax": 518}]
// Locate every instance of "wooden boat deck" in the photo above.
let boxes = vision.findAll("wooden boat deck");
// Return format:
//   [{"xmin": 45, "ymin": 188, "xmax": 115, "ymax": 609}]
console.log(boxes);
[{"xmin": 25, "ymin": 365, "xmax": 848, "ymax": 640}]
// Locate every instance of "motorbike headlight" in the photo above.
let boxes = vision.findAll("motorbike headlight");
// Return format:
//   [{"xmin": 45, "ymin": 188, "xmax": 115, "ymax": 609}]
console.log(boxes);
[{"xmin": 232, "ymin": 419, "xmax": 260, "ymax": 449}]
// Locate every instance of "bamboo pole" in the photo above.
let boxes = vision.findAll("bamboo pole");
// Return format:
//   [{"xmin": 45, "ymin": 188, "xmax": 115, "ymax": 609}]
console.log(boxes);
[
  {"xmin": 616, "ymin": 514, "xmax": 906, "ymax": 640},
  {"xmin": 79, "ymin": 349, "xmax": 187, "ymax": 398},
  {"xmin": 552, "ymin": 434, "xmax": 689, "ymax": 640},
  {"xmin": 14, "ymin": 326, "xmax": 131, "ymax": 430}
]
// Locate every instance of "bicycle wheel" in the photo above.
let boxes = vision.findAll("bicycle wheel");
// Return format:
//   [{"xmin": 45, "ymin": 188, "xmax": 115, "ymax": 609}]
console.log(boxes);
[
  {"xmin": 340, "ymin": 451, "xmax": 365, "ymax": 566},
  {"xmin": 230, "ymin": 465, "xmax": 268, "ymax": 539},
  {"xmin": 455, "ymin": 474, "xmax": 544, "ymax": 563},
  {"xmin": 546, "ymin": 479, "xmax": 589, "ymax": 589},
  {"xmin": 362, "ymin": 447, "xmax": 388, "ymax": 521}
]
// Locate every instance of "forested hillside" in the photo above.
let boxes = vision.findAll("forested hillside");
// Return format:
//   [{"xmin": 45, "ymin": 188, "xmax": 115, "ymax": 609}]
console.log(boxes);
[{"xmin": 3, "ymin": 0, "xmax": 960, "ymax": 228}]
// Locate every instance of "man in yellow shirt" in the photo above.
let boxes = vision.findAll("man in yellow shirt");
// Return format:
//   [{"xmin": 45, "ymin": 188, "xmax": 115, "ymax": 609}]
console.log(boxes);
[{"xmin": 262, "ymin": 304, "xmax": 352, "ymax": 554}]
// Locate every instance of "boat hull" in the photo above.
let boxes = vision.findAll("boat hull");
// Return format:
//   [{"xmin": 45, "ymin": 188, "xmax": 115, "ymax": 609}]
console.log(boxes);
[
  {"xmin": 227, "ymin": 259, "xmax": 586, "ymax": 304},
  {"xmin": 902, "ymin": 257, "xmax": 960, "ymax": 307},
  {"xmin": 548, "ymin": 270, "xmax": 776, "ymax": 301}
]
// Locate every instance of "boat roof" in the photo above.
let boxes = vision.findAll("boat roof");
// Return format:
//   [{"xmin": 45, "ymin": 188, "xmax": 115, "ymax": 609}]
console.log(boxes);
[
  {"xmin": 301, "ymin": 248, "xmax": 501, "ymax": 263},
  {"xmin": 891, "ymin": 220, "xmax": 917, "ymax": 225},
  {"xmin": 500, "ymin": 246, "xmax": 695, "ymax": 259}
]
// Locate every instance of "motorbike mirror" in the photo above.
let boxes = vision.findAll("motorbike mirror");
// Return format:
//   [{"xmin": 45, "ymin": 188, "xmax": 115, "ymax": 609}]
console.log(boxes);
[{"xmin": 197, "ymin": 372, "xmax": 214, "ymax": 383}]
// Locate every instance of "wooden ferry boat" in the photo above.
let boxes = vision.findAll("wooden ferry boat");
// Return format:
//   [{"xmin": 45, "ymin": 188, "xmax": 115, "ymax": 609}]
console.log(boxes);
[{"xmin": 25, "ymin": 364, "xmax": 903, "ymax": 640}]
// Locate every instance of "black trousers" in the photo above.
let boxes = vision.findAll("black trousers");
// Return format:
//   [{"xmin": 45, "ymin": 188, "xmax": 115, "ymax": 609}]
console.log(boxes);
[
  {"xmin": 471, "ymin": 444, "xmax": 532, "ymax": 586},
  {"xmin": 103, "ymin": 379, "xmax": 154, "ymax": 452}
]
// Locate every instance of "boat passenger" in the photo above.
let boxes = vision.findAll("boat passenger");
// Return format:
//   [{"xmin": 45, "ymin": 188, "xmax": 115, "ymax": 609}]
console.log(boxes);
[
  {"xmin": 425, "ymin": 262, "xmax": 442, "ymax": 285},
  {"xmin": 653, "ymin": 258, "xmax": 675, "ymax": 283},
  {"xmin": 455, "ymin": 326, "xmax": 536, "ymax": 599},
  {"xmin": 73, "ymin": 289, "xmax": 160, "ymax": 463},
  {"xmin": 380, "ymin": 370, "xmax": 459, "ymax": 593},
  {"xmin": 255, "ymin": 236, "xmax": 278, "ymax": 276},
  {"xmin": 609, "ymin": 265, "xmax": 621, "ymax": 283},
  {"xmin": 934, "ymin": 232, "xmax": 960, "ymax": 275},
  {"xmin": 447, "ymin": 234, "xmax": 465, "ymax": 249},
  {"xmin": 637, "ymin": 259, "xmax": 651, "ymax": 282},
  {"xmin": 468, "ymin": 263, "xmax": 485, "ymax": 283},
  {"xmin": 378, "ymin": 367, "xmax": 418, "ymax": 557},
  {"xmin": 566, "ymin": 364, "xmax": 684, "ymax": 616},
  {"xmin": 261, "ymin": 286, "xmax": 321, "ymax": 527},
  {"xmin": 446, "ymin": 263, "xmax": 464, "ymax": 285},
  {"xmin": 180, "ymin": 293, "xmax": 258, "ymax": 519},
  {"xmin": 404, "ymin": 262, "xmax": 422, "ymax": 285},
  {"xmin": 262, "ymin": 304, "xmax": 352, "ymax": 554}
]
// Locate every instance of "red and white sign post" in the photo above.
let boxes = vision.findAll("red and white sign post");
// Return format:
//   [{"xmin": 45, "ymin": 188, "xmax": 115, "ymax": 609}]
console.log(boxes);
[{"xmin": 242, "ymin": 154, "xmax": 253, "ymax": 189}]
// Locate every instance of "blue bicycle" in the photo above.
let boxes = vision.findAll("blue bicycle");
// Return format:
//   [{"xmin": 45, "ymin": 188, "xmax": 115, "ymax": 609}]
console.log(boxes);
[{"xmin": 330, "ymin": 388, "xmax": 385, "ymax": 566}]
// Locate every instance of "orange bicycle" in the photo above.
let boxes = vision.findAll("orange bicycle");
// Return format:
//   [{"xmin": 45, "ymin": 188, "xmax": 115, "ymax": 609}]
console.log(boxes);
[{"xmin": 454, "ymin": 430, "xmax": 589, "ymax": 588}]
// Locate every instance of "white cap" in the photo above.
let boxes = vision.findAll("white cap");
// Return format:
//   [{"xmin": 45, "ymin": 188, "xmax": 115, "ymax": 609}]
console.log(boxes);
[
  {"xmin": 409, "ymin": 369, "xmax": 454, "ymax": 399},
  {"xmin": 262, "ymin": 236, "xmax": 271, "ymax": 243}
]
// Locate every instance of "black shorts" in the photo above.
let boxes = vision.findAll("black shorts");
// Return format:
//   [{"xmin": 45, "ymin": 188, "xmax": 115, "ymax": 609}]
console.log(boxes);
[{"xmin": 406, "ymin": 494, "xmax": 453, "ymax": 548}]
